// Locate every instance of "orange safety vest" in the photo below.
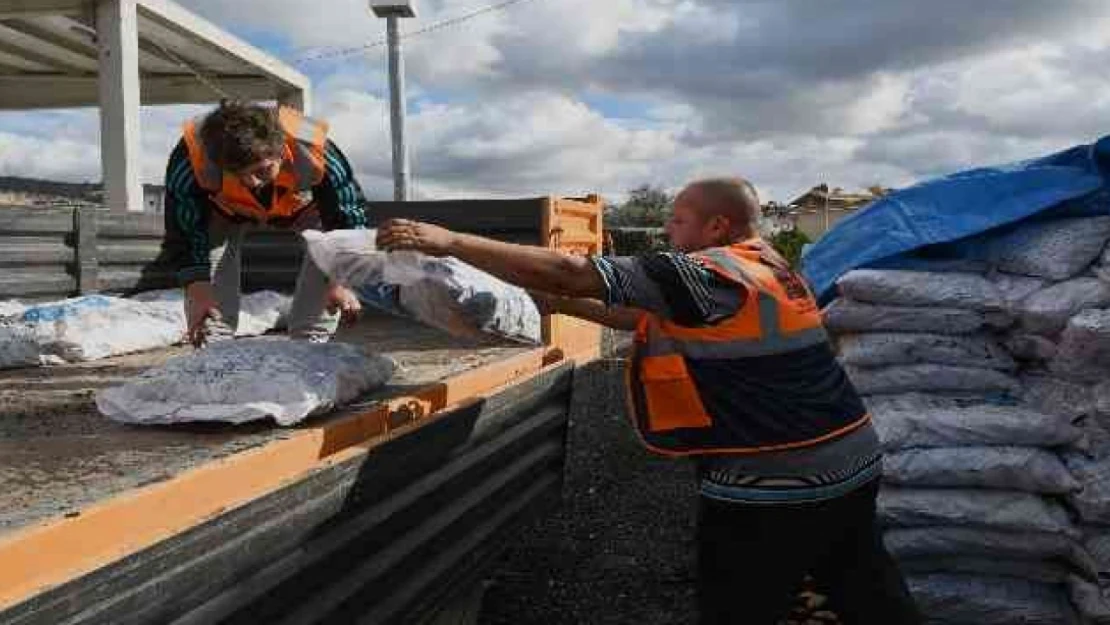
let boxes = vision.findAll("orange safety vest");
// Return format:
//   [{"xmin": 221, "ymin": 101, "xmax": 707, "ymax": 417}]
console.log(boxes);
[
  {"xmin": 626, "ymin": 239, "xmax": 870, "ymax": 457},
  {"xmin": 182, "ymin": 107, "xmax": 329, "ymax": 223}
]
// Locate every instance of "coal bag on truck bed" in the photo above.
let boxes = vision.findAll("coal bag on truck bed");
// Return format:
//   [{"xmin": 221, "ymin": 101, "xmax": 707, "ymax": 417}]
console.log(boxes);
[
  {"xmin": 96, "ymin": 338, "xmax": 395, "ymax": 426},
  {"xmin": 302, "ymin": 229, "xmax": 542, "ymax": 345}
]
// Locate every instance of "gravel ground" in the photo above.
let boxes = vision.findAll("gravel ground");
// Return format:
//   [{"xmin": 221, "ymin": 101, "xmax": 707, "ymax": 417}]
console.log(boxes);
[
  {"xmin": 478, "ymin": 358, "xmax": 700, "ymax": 625},
  {"xmin": 477, "ymin": 357, "xmax": 842, "ymax": 625}
]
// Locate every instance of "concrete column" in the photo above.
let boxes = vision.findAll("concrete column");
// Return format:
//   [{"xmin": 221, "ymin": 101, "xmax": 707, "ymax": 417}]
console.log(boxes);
[{"xmin": 96, "ymin": 0, "xmax": 144, "ymax": 212}]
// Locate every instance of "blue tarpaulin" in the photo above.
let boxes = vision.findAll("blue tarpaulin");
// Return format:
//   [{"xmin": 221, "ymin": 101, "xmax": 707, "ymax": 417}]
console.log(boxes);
[{"xmin": 802, "ymin": 135, "xmax": 1110, "ymax": 304}]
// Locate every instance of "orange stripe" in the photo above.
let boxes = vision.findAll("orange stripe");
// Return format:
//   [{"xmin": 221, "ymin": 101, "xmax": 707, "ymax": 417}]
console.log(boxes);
[{"xmin": 0, "ymin": 349, "xmax": 554, "ymax": 611}]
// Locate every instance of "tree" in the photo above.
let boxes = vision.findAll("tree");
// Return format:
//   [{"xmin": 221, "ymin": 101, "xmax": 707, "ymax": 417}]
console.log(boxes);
[
  {"xmin": 769, "ymin": 228, "xmax": 812, "ymax": 268},
  {"xmin": 606, "ymin": 184, "xmax": 673, "ymax": 227}
]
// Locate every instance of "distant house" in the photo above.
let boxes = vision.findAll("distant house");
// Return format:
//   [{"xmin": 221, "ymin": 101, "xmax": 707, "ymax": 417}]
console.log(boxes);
[
  {"xmin": 774, "ymin": 184, "xmax": 891, "ymax": 240},
  {"xmin": 0, "ymin": 176, "xmax": 166, "ymax": 213}
]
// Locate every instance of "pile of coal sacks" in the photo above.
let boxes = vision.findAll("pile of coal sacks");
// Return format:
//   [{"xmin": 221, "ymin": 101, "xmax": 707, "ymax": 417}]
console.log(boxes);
[{"xmin": 823, "ymin": 216, "xmax": 1110, "ymax": 625}]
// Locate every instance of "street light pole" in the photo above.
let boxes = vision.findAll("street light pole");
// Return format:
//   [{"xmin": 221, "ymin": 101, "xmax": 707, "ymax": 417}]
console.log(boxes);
[
  {"xmin": 371, "ymin": 1, "xmax": 417, "ymax": 201},
  {"xmin": 386, "ymin": 16, "xmax": 408, "ymax": 201}
]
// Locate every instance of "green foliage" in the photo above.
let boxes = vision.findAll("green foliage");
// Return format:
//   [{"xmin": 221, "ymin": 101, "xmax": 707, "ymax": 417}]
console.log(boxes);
[
  {"xmin": 605, "ymin": 184, "xmax": 673, "ymax": 227},
  {"xmin": 769, "ymin": 229, "xmax": 812, "ymax": 268}
]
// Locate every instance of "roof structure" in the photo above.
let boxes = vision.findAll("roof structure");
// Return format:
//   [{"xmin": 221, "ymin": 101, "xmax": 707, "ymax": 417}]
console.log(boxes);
[{"xmin": 0, "ymin": 0, "xmax": 311, "ymax": 211}]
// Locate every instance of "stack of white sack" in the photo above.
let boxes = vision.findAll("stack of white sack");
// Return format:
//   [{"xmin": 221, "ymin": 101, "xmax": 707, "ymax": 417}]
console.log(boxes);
[
  {"xmin": 302, "ymin": 229, "xmax": 542, "ymax": 345},
  {"xmin": 0, "ymin": 289, "xmax": 290, "ymax": 370},
  {"xmin": 825, "ymin": 215, "xmax": 1110, "ymax": 625}
]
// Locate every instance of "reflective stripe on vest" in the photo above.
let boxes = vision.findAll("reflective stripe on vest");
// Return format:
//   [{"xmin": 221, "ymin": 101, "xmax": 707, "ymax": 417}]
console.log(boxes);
[
  {"xmin": 625, "ymin": 239, "xmax": 869, "ymax": 457},
  {"xmin": 181, "ymin": 106, "xmax": 328, "ymax": 223}
]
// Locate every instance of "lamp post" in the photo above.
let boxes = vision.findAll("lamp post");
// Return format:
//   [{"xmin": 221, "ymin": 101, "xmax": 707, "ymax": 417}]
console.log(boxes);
[{"xmin": 370, "ymin": 1, "xmax": 417, "ymax": 201}]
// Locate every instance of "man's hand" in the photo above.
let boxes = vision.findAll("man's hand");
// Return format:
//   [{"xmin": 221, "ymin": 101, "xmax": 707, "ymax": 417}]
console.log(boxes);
[
  {"xmin": 185, "ymin": 281, "xmax": 220, "ymax": 348},
  {"xmin": 376, "ymin": 219, "xmax": 456, "ymax": 256},
  {"xmin": 528, "ymin": 290, "xmax": 563, "ymax": 315},
  {"xmin": 326, "ymin": 284, "xmax": 362, "ymax": 326}
]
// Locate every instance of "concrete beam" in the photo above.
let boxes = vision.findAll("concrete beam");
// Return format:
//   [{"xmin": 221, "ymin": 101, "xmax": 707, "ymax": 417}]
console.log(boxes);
[
  {"xmin": 0, "ymin": 75, "xmax": 285, "ymax": 109},
  {"xmin": 0, "ymin": 0, "xmax": 88, "ymax": 19},
  {"xmin": 96, "ymin": 0, "xmax": 143, "ymax": 213}
]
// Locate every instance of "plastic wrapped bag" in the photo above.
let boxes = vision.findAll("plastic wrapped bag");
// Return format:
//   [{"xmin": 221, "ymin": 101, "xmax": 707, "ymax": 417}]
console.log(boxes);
[
  {"xmin": 1021, "ymin": 374, "xmax": 1095, "ymax": 421},
  {"xmin": 991, "ymin": 272, "xmax": 1049, "ymax": 311},
  {"xmin": 845, "ymin": 364, "xmax": 1018, "ymax": 395},
  {"xmin": 900, "ymin": 557, "xmax": 1073, "ymax": 584},
  {"xmin": 1018, "ymin": 278, "xmax": 1110, "ymax": 336},
  {"xmin": 908, "ymin": 574, "xmax": 1078, "ymax": 625},
  {"xmin": 1005, "ymin": 333, "xmax": 1058, "ymax": 362},
  {"xmin": 869, "ymin": 396, "xmax": 1081, "ymax": 450},
  {"xmin": 879, "ymin": 488, "xmax": 1079, "ymax": 537},
  {"xmin": 1062, "ymin": 450, "xmax": 1110, "ymax": 526},
  {"xmin": 303, "ymin": 229, "xmax": 542, "ymax": 344},
  {"xmin": 990, "ymin": 216, "xmax": 1110, "ymax": 281},
  {"xmin": 822, "ymin": 298, "xmax": 1005, "ymax": 335},
  {"xmin": 837, "ymin": 332, "xmax": 1015, "ymax": 370},
  {"xmin": 96, "ymin": 338, "xmax": 395, "ymax": 426},
  {"xmin": 0, "ymin": 299, "xmax": 24, "ymax": 318},
  {"xmin": 884, "ymin": 527, "xmax": 1097, "ymax": 578},
  {"xmin": 883, "ymin": 446, "xmax": 1079, "ymax": 494},
  {"xmin": 1050, "ymin": 309, "xmax": 1110, "ymax": 383},
  {"xmin": 836, "ymin": 269, "xmax": 1004, "ymax": 311}
]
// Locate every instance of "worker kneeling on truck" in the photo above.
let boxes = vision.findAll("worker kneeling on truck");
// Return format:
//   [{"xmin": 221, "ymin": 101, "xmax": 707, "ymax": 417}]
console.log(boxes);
[
  {"xmin": 164, "ymin": 100, "xmax": 373, "ymax": 347},
  {"xmin": 376, "ymin": 178, "xmax": 921, "ymax": 625}
]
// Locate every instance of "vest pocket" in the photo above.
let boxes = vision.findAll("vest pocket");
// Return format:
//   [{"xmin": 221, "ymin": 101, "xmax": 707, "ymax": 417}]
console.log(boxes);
[{"xmin": 640, "ymin": 354, "xmax": 712, "ymax": 432}]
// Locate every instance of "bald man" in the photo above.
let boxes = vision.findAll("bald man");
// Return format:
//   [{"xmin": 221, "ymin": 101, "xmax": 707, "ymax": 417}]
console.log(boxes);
[{"xmin": 376, "ymin": 178, "xmax": 919, "ymax": 625}]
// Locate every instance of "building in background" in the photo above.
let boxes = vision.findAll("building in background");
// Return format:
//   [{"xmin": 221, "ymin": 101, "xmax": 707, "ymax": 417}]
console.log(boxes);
[{"xmin": 765, "ymin": 184, "xmax": 891, "ymax": 240}]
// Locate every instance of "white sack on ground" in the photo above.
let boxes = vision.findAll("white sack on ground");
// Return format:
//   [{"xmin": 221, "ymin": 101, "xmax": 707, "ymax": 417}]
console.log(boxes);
[
  {"xmin": 878, "ymin": 488, "xmax": 1079, "ymax": 537},
  {"xmin": 845, "ymin": 364, "xmax": 1018, "ymax": 396},
  {"xmin": 884, "ymin": 527, "xmax": 1097, "ymax": 579},
  {"xmin": 1005, "ymin": 333, "xmax": 1059, "ymax": 362},
  {"xmin": 883, "ymin": 446, "xmax": 1079, "ymax": 494},
  {"xmin": 907, "ymin": 574, "xmax": 1078, "ymax": 625},
  {"xmin": 1051, "ymin": 309, "xmax": 1110, "ymax": 383},
  {"xmin": 991, "ymin": 273, "xmax": 1049, "ymax": 311},
  {"xmin": 836, "ymin": 269, "xmax": 1004, "ymax": 311},
  {"xmin": 837, "ymin": 332, "xmax": 1015, "ymax": 370},
  {"xmin": 868, "ymin": 397, "xmax": 1082, "ymax": 450},
  {"xmin": 303, "ymin": 229, "xmax": 542, "ymax": 344},
  {"xmin": 96, "ymin": 338, "xmax": 395, "ymax": 426},
  {"xmin": 990, "ymin": 216, "xmax": 1110, "ymax": 281},
  {"xmin": 822, "ymin": 298, "xmax": 1003, "ymax": 335},
  {"xmin": 1018, "ymin": 278, "xmax": 1110, "ymax": 336}
]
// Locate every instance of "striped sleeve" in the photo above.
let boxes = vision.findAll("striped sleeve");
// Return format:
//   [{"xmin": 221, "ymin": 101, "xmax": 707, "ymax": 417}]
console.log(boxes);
[
  {"xmin": 591, "ymin": 252, "xmax": 745, "ymax": 326},
  {"xmin": 315, "ymin": 140, "xmax": 369, "ymax": 230},
  {"xmin": 163, "ymin": 140, "xmax": 213, "ymax": 286}
]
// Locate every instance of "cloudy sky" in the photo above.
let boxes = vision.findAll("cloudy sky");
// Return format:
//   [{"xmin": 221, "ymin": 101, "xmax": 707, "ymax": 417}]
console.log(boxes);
[{"xmin": 2, "ymin": 0, "xmax": 1110, "ymax": 202}]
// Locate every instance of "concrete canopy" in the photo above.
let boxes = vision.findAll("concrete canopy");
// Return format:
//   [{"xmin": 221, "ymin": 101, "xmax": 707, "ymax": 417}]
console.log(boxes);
[{"xmin": 0, "ymin": 0, "xmax": 311, "ymax": 211}]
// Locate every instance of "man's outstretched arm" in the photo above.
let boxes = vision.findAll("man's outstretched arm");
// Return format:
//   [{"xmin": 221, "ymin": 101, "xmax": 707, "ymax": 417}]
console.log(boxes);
[{"xmin": 377, "ymin": 219, "xmax": 607, "ymax": 299}]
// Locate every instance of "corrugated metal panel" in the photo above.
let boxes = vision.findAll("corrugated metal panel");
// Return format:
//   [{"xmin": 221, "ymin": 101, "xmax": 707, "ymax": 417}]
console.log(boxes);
[{"xmin": 0, "ymin": 363, "xmax": 573, "ymax": 625}]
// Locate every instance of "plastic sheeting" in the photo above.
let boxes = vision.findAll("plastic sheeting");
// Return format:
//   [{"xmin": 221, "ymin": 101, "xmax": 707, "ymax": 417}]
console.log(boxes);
[{"xmin": 802, "ymin": 135, "xmax": 1110, "ymax": 304}]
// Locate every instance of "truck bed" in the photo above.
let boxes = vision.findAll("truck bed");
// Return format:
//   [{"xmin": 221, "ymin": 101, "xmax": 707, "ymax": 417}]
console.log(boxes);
[{"xmin": 0, "ymin": 313, "xmax": 532, "ymax": 539}]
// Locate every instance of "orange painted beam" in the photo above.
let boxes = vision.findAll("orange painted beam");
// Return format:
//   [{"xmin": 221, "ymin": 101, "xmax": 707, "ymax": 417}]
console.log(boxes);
[{"xmin": 0, "ymin": 349, "xmax": 553, "ymax": 611}]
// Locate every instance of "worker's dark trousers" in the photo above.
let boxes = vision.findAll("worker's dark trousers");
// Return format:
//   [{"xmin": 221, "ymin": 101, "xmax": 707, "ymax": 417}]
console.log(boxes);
[{"xmin": 697, "ymin": 479, "xmax": 921, "ymax": 625}]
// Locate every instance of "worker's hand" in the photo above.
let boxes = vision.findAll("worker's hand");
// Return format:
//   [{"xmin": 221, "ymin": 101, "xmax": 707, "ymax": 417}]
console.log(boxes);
[
  {"xmin": 376, "ymin": 219, "xmax": 456, "ymax": 256},
  {"xmin": 184, "ymin": 281, "xmax": 220, "ymax": 348},
  {"xmin": 326, "ymin": 283, "xmax": 362, "ymax": 326},
  {"xmin": 527, "ymin": 290, "xmax": 563, "ymax": 315}
]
